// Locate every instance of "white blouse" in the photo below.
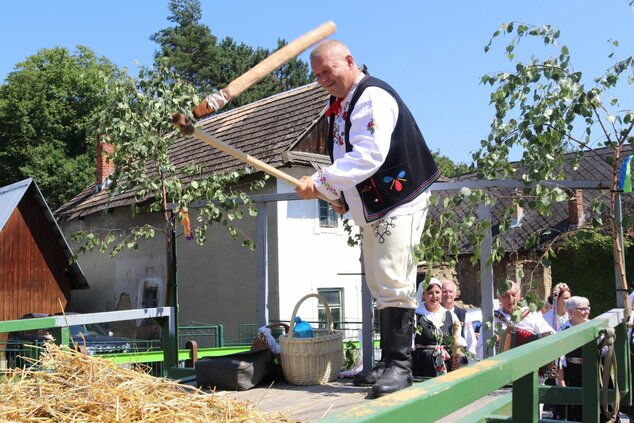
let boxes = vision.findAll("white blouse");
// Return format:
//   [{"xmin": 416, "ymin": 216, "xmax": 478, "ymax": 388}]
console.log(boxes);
[{"xmin": 542, "ymin": 308, "xmax": 569, "ymax": 331}]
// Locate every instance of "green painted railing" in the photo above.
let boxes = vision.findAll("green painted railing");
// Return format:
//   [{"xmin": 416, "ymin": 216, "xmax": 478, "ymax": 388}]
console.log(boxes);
[
  {"xmin": 0, "ymin": 311, "xmax": 369, "ymax": 379},
  {"xmin": 3, "ymin": 309, "xmax": 630, "ymax": 422},
  {"xmin": 322, "ymin": 309, "xmax": 631, "ymax": 423},
  {"xmin": 0, "ymin": 309, "xmax": 207, "ymax": 377}
]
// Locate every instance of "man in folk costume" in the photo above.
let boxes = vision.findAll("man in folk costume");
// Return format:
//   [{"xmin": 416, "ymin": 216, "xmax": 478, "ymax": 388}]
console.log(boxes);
[
  {"xmin": 295, "ymin": 39, "xmax": 440, "ymax": 397},
  {"xmin": 476, "ymin": 280, "xmax": 554, "ymax": 360}
]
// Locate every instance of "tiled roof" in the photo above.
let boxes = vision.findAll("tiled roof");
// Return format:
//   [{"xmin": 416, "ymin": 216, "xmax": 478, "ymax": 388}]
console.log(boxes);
[{"xmin": 56, "ymin": 82, "xmax": 330, "ymax": 221}]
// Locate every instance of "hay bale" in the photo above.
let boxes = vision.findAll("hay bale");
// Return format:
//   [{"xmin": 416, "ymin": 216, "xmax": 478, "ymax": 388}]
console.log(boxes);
[{"xmin": 0, "ymin": 344, "xmax": 293, "ymax": 422}]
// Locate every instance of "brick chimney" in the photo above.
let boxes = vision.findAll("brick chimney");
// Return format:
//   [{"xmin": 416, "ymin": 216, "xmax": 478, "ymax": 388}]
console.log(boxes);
[
  {"xmin": 96, "ymin": 136, "xmax": 114, "ymax": 192},
  {"xmin": 568, "ymin": 189, "xmax": 585, "ymax": 227}
]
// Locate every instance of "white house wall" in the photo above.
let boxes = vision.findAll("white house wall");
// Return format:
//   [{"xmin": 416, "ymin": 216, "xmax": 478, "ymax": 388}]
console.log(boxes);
[
  {"xmin": 61, "ymin": 172, "xmax": 364, "ymax": 343},
  {"xmin": 275, "ymin": 172, "xmax": 363, "ymax": 326},
  {"xmin": 64, "ymin": 209, "xmax": 169, "ymax": 315}
]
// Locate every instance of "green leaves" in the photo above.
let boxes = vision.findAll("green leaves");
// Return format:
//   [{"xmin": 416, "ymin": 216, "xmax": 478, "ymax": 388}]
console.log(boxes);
[
  {"xmin": 0, "ymin": 46, "xmax": 120, "ymax": 209},
  {"xmin": 477, "ymin": 21, "xmax": 631, "ymax": 186}
]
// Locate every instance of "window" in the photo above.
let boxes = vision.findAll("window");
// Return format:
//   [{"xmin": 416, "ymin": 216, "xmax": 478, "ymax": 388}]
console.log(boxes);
[
  {"xmin": 142, "ymin": 287, "xmax": 159, "ymax": 308},
  {"xmin": 318, "ymin": 199, "xmax": 339, "ymax": 228},
  {"xmin": 317, "ymin": 288, "xmax": 343, "ymax": 329}
]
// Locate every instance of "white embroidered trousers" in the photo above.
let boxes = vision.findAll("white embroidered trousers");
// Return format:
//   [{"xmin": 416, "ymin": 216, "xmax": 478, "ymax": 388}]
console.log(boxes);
[{"xmin": 360, "ymin": 206, "xmax": 428, "ymax": 310}]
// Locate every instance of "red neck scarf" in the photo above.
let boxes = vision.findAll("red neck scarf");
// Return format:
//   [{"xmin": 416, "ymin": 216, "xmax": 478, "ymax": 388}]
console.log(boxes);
[{"xmin": 325, "ymin": 97, "xmax": 343, "ymax": 117}]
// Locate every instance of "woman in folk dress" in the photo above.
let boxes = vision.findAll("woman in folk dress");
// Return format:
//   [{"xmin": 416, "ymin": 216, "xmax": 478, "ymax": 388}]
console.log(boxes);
[
  {"xmin": 542, "ymin": 282, "xmax": 572, "ymax": 331},
  {"xmin": 412, "ymin": 278, "xmax": 466, "ymax": 377}
]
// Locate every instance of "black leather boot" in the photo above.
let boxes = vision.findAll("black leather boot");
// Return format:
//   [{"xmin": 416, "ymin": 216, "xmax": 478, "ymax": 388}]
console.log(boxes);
[
  {"xmin": 353, "ymin": 360, "xmax": 385, "ymax": 386},
  {"xmin": 353, "ymin": 314, "xmax": 385, "ymax": 386},
  {"xmin": 371, "ymin": 307, "xmax": 414, "ymax": 398}
]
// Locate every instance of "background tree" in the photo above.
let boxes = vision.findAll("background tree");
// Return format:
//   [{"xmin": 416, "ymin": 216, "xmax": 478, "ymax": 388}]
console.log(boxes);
[
  {"xmin": 432, "ymin": 151, "xmax": 469, "ymax": 178},
  {"xmin": 150, "ymin": 0, "xmax": 218, "ymax": 93},
  {"xmin": 418, "ymin": 22, "xmax": 633, "ymax": 314},
  {"xmin": 151, "ymin": 0, "xmax": 313, "ymax": 109},
  {"xmin": 0, "ymin": 46, "xmax": 120, "ymax": 208}
]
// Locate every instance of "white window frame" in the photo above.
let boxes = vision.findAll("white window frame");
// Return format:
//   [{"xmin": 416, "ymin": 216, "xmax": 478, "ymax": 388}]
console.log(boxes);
[{"xmin": 317, "ymin": 288, "xmax": 343, "ymax": 329}]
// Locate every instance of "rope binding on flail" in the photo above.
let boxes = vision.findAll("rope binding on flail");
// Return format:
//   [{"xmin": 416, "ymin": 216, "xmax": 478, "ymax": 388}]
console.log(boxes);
[{"xmin": 598, "ymin": 328, "xmax": 619, "ymax": 422}]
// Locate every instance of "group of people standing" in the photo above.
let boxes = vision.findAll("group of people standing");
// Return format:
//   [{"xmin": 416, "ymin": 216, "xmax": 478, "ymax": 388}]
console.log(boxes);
[
  {"xmin": 412, "ymin": 279, "xmax": 594, "ymax": 420},
  {"xmin": 473, "ymin": 280, "xmax": 595, "ymax": 420}
]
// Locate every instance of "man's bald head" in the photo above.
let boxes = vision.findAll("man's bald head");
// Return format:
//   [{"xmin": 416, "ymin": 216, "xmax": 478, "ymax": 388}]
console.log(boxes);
[
  {"xmin": 310, "ymin": 40, "xmax": 351, "ymax": 61},
  {"xmin": 310, "ymin": 39, "xmax": 361, "ymax": 98}
]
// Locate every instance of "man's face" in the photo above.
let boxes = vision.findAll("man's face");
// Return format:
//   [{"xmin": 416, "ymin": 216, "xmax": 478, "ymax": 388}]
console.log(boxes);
[
  {"xmin": 441, "ymin": 283, "xmax": 456, "ymax": 308},
  {"xmin": 311, "ymin": 49, "xmax": 355, "ymax": 98},
  {"xmin": 499, "ymin": 286, "xmax": 521, "ymax": 314}
]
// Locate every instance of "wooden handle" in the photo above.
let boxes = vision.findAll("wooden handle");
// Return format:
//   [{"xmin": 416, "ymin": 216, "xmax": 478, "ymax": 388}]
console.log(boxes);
[
  {"xmin": 223, "ymin": 21, "xmax": 335, "ymax": 101},
  {"xmin": 451, "ymin": 319, "xmax": 462, "ymax": 368},
  {"xmin": 196, "ymin": 21, "xmax": 336, "ymax": 116},
  {"xmin": 191, "ymin": 127, "xmax": 342, "ymax": 208}
]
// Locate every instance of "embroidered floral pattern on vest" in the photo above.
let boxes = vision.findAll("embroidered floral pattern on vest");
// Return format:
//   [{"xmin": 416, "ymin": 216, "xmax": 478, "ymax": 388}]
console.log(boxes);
[{"xmin": 383, "ymin": 169, "xmax": 407, "ymax": 192}]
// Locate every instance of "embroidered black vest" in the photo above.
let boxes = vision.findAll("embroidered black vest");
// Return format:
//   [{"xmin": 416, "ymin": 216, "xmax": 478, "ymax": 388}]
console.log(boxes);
[
  {"xmin": 327, "ymin": 75, "xmax": 440, "ymax": 223},
  {"xmin": 414, "ymin": 310, "xmax": 454, "ymax": 348}
]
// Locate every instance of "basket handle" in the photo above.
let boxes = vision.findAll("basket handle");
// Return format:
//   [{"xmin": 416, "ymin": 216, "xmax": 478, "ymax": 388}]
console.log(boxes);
[{"xmin": 288, "ymin": 293, "xmax": 334, "ymax": 338}]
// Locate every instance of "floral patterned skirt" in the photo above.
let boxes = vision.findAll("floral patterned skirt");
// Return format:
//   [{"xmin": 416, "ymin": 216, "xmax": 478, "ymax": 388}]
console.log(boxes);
[{"xmin": 412, "ymin": 345, "xmax": 452, "ymax": 377}]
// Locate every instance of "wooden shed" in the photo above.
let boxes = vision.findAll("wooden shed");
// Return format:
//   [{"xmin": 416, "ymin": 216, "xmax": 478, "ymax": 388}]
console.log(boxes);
[{"xmin": 0, "ymin": 178, "xmax": 88, "ymax": 322}]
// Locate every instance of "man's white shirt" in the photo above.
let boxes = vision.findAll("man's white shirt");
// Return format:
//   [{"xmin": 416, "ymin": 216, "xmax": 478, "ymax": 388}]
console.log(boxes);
[{"xmin": 476, "ymin": 308, "xmax": 554, "ymax": 360}]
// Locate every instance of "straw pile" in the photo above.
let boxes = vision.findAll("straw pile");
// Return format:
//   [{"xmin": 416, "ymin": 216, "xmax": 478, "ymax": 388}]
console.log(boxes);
[{"xmin": 0, "ymin": 344, "xmax": 293, "ymax": 422}]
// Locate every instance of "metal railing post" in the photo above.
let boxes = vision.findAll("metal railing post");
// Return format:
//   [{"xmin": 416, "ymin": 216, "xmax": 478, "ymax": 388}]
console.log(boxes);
[
  {"xmin": 478, "ymin": 203, "xmax": 495, "ymax": 359},
  {"xmin": 360, "ymin": 251, "xmax": 375, "ymax": 371},
  {"xmin": 512, "ymin": 371, "xmax": 538, "ymax": 422},
  {"xmin": 255, "ymin": 200, "xmax": 269, "ymax": 328},
  {"xmin": 582, "ymin": 339, "xmax": 600, "ymax": 423},
  {"xmin": 217, "ymin": 325, "xmax": 224, "ymax": 348}
]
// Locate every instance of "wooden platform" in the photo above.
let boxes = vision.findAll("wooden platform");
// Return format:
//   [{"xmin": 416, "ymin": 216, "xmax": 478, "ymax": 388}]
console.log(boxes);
[
  {"xmin": 199, "ymin": 379, "xmax": 633, "ymax": 422},
  {"xmin": 212, "ymin": 378, "xmax": 368, "ymax": 421},
  {"xmin": 207, "ymin": 378, "xmax": 511, "ymax": 422}
]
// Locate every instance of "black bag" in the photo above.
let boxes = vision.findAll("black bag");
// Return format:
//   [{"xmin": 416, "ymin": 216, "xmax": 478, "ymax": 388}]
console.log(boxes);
[
  {"xmin": 195, "ymin": 349, "xmax": 273, "ymax": 391},
  {"xmin": 250, "ymin": 322, "xmax": 289, "ymax": 382}
]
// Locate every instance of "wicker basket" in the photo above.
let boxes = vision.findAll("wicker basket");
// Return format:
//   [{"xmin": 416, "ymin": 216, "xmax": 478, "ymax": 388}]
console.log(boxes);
[{"xmin": 279, "ymin": 294, "xmax": 344, "ymax": 385}]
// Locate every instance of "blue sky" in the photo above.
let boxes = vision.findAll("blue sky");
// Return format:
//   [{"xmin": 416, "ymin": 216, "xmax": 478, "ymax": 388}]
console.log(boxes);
[{"xmin": 1, "ymin": 1, "xmax": 632, "ymax": 164}]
